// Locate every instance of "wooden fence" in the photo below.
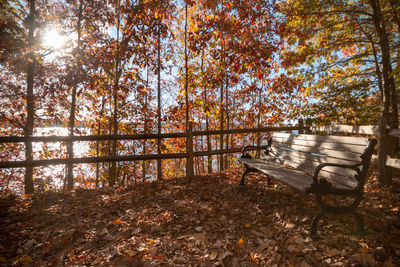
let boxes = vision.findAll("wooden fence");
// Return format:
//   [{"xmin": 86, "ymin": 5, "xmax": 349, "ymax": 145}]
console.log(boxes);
[
  {"xmin": 1, "ymin": 116, "xmax": 398, "ymax": 186},
  {"xmin": 0, "ymin": 122, "xmax": 300, "ymax": 181}
]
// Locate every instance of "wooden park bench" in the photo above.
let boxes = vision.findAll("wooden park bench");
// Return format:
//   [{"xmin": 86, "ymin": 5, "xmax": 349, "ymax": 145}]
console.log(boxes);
[{"xmin": 238, "ymin": 133, "xmax": 377, "ymax": 236}]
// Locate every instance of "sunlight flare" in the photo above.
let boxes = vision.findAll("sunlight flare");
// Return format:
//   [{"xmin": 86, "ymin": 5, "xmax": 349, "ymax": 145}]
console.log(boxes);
[{"xmin": 41, "ymin": 28, "xmax": 66, "ymax": 49}]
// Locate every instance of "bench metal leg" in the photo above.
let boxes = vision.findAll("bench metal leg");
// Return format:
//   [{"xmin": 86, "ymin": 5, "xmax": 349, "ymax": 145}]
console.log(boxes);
[
  {"xmin": 310, "ymin": 212, "xmax": 323, "ymax": 237},
  {"xmin": 239, "ymin": 168, "xmax": 250, "ymax": 185},
  {"xmin": 239, "ymin": 165, "xmax": 259, "ymax": 185}
]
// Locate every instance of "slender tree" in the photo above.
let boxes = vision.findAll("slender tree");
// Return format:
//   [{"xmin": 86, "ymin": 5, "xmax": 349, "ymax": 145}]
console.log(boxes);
[
  {"xmin": 24, "ymin": 0, "xmax": 36, "ymax": 194},
  {"xmin": 109, "ymin": 0, "xmax": 122, "ymax": 187},
  {"xmin": 157, "ymin": 7, "xmax": 162, "ymax": 181},
  {"xmin": 67, "ymin": 0, "xmax": 83, "ymax": 191}
]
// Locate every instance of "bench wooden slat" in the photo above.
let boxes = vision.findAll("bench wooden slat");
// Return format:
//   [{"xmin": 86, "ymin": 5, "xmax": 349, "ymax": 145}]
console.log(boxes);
[
  {"xmin": 239, "ymin": 158, "xmax": 314, "ymax": 191},
  {"xmin": 386, "ymin": 156, "xmax": 400, "ymax": 168},
  {"xmin": 273, "ymin": 137, "xmax": 367, "ymax": 154},
  {"xmin": 270, "ymin": 142, "xmax": 363, "ymax": 161},
  {"xmin": 238, "ymin": 158, "xmax": 354, "ymax": 190},
  {"xmin": 265, "ymin": 155, "xmax": 359, "ymax": 188},
  {"xmin": 270, "ymin": 146, "xmax": 360, "ymax": 165},
  {"xmin": 269, "ymin": 147, "xmax": 357, "ymax": 172},
  {"xmin": 273, "ymin": 133, "xmax": 369, "ymax": 146}
]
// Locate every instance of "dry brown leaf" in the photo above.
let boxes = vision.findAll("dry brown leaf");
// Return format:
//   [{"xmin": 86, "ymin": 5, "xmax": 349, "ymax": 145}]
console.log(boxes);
[
  {"xmin": 209, "ymin": 251, "xmax": 218, "ymax": 260},
  {"xmin": 237, "ymin": 238, "xmax": 246, "ymax": 248},
  {"xmin": 214, "ymin": 239, "xmax": 224, "ymax": 248}
]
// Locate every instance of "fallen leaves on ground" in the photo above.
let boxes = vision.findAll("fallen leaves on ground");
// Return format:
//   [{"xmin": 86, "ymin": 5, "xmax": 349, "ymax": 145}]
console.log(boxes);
[{"xmin": 0, "ymin": 170, "xmax": 399, "ymax": 266}]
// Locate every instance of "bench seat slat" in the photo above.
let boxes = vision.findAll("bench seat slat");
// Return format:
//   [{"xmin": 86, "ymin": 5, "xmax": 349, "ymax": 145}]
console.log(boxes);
[
  {"xmin": 239, "ymin": 158, "xmax": 313, "ymax": 190},
  {"xmin": 238, "ymin": 158, "xmax": 355, "ymax": 191},
  {"xmin": 259, "ymin": 156, "xmax": 359, "ymax": 188}
]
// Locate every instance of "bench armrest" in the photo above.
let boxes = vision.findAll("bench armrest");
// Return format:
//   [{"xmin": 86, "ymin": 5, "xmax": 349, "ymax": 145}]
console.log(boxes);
[
  {"xmin": 241, "ymin": 138, "xmax": 272, "ymax": 158},
  {"xmin": 313, "ymin": 162, "xmax": 361, "ymax": 183},
  {"xmin": 305, "ymin": 162, "xmax": 362, "ymax": 194},
  {"xmin": 241, "ymin": 145, "xmax": 269, "ymax": 156}
]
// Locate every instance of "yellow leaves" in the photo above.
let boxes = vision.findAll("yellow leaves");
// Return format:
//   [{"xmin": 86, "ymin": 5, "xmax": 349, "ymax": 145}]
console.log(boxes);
[
  {"xmin": 249, "ymin": 252, "xmax": 256, "ymax": 261},
  {"xmin": 390, "ymin": 207, "xmax": 399, "ymax": 212},
  {"xmin": 112, "ymin": 218, "xmax": 123, "ymax": 224},
  {"xmin": 146, "ymin": 239, "xmax": 155, "ymax": 245},
  {"xmin": 244, "ymin": 223, "xmax": 251, "ymax": 229},
  {"xmin": 15, "ymin": 255, "xmax": 32, "ymax": 266},
  {"xmin": 237, "ymin": 237, "xmax": 246, "ymax": 248}
]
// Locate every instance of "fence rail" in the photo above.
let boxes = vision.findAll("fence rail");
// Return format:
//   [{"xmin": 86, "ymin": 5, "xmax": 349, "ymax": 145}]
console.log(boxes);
[
  {"xmin": 5, "ymin": 118, "xmax": 395, "ymax": 186},
  {"xmin": 0, "ymin": 132, "xmax": 188, "ymax": 143},
  {"xmin": 0, "ymin": 153, "xmax": 188, "ymax": 169},
  {"xmin": 0, "ymin": 124, "xmax": 302, "ymax": 181}
]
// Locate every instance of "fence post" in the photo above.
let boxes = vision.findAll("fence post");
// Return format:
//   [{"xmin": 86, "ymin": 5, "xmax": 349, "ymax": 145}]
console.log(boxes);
[
  {"xmin": 186, "ymin": 121, "xmax": 194, "ymax": 181},
  {"xmin": 378, "ymin": 112, "xmax": 392, "ymax": 186},
  {"xmin": 305, "ymin": 118, "xmax": 312, "ymax": 134},
  {"xmin": 298, "ymin": 119, "xmax": 304, "ymax": 134}
]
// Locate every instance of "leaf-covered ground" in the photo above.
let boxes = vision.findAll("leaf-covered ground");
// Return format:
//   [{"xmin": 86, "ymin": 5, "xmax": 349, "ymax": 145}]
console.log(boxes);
[{"xmin": 1, "ymin": 170, "xmax": 399, "ymax": 266}]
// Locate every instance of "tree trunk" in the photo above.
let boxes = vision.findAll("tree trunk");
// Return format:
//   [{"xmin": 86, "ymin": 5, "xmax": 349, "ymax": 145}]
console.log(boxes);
[
  {"xmin": 157, "ymin": 17, "xmax": 162, "ymax": 181},
  {"xmin": 67, "ymin": 0, "xmax": 83, "ymax": 191},
  {"xmin": 95, "ymin": 96, "xmax": 105, "ymax": 188},
  {"xmin": 109, "ymin": 2, "xmax": 121, "ymax": 187},
  {"xmin": 225, "ymin": 77, "xmax": 230, "ymax": 168},
  {"xmin": 256, "ymin": 79, "xmax": 263, "ymax": 158},
  {"xmin": 200, "ymin": 48, "xmax": 212, "ymax": 173},
  {"xmin": 370, "ymin": 0, "xmax": 396, "ymax": 185},
  {"xmin": 184, "ymin": 2, "xmax": 189, "ymax": 129},
  {"xmin": 219, "ymin": 44, "xmax": 225, "ymax": 172},
  {"xmin": 24, "ymin": 0, "xmax": 36, "ymax": 194},
  {"xmin": 142, "ymin": 69, "xmax": 149, "ymax": 182},
  {"xmin": 388, "ymin": 0, "xmax": 400, "ymax": 132}
]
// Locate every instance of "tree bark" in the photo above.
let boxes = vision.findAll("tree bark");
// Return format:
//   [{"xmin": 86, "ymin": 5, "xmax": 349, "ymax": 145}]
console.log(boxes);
[
  {"xmin": 256, "ymin": 79, "xmax": 263, "ymax": 158},
  {"xmin": 95, "ymin": 95, "xmax": 105, "ymax": 188},
  {"xmin": 219, "ymin": 43, "xmax": 225, "ymax": 172},
  {"xmin": 24, "ymin": 0, "xmax": 36, "ymax": 194},
  {"xmin": 184, "ymin": 2, "xmax": 189, "ymax": 129},
  {"xmin": 225, "ymin": 76, "xmax": 229, "ymax": 168},
  {"xmin": 201, "ymin": 48, "xmax": 212, "ymax": 173},
  {"xmin": 142, "ymin": 62, "xmax": 149, "ymax": 182},
  {"xmin": 157, "ymin": 11, "xmax": 162, "ymax": 181},
  {"xmin": 370, "ymin": 0, "xmax": 396, "ymax": 185},
  {"xmin": 67, "ymin": 0, "xmax": 83, "ymax": 191},
  {"xmin": 109, "ymin": 2, "xmax": 121, "ymax": 187}
]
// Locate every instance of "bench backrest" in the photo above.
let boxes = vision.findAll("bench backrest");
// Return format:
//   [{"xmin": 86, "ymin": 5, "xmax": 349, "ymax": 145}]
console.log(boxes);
[{"xmin": 266, "ymin": 133, "xmax": 374, "ymax": 188}]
